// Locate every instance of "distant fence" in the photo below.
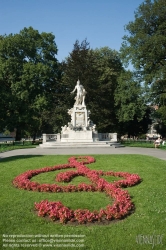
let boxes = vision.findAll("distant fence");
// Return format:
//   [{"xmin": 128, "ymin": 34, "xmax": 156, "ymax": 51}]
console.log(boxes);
[
  {"xmin": 0, "ymin": 140, "xmax": 41, "ymax": 147},
  {"xmin": 0, "ymin": 137, "xmax": 15, "ymax": 142}
]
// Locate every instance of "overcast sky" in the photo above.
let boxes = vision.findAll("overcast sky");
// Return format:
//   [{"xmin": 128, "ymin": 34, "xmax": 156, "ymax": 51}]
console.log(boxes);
[{"xmin": 0, "ymin": 0, "xmax": 144, "ymax": 62}]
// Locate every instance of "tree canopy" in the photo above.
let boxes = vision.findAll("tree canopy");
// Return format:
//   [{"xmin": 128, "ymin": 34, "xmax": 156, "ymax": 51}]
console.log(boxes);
[
  {"xmin": 120, "ymin": 0, "xmax": 166, "ymax": 136},
  {"xmin": 0, "ymin": 27, "xmax": 60, "ymax": 139},
  {"xmin": 115, "ymin": 70, "xmax": 151, "ymax": 136},
  {"xmin": 61, "ymin": 40, "xmax": 123, "ymax": 132},
  {"xmin": 120, "ymin": 0, "xmax": 166, "ymax": 84}
]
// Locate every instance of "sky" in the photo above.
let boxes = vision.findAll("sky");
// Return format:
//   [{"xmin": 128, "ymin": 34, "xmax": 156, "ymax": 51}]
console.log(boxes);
[{"xmin": 0, "ymin": 0, "xmax": 144, "ymax": 62}]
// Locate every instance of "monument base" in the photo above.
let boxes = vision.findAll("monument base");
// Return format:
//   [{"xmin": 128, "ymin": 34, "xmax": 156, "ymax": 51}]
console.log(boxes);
[{"xmin": 61, "ymin": 130, "xmax": 94, "ymax": 142}]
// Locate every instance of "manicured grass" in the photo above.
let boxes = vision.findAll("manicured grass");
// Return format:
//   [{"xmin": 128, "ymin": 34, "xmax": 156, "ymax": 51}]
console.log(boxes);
[
  {"xmin": 121, "ymin": 140, "xmax": 166, "ymax": 150},
  {"xmin": 0, "ymin": 155, "xmax": 166, "ymax": 250},
  {"xmin": 0, "ymin": 144, "xmax": 36, "ymax": 153},
  {"xmin": 0, "ymin": 141, "xmax": 39, "ymax": 153}
]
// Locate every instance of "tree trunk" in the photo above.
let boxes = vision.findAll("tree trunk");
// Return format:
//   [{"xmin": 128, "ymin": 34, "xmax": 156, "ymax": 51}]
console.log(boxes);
[
  {"xmin": 15, "ymin": 128, "xmax": 22, "ymax": 141},
  {"xmin": 33, "ymin": 132, "xmax": 36, "ymax": 141}
]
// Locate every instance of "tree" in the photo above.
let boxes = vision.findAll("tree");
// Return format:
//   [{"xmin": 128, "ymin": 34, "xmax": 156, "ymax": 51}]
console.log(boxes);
[
  {"xmin": 90, "ymin": 47, "xmax": 123, "ymax": 132},
  {"xmin": 120, "ymin": 0, "xmax": 166, "ymax": 136},
  {"xmin": 120, "ymin": 0, "xmax": 166, "ymax": 85},
  {"xmin": 61, "ymin": 39, "xmax": 95, "ymax": 106},
  {"xmin": 152, "ymin": 100, "xmax": 166, "ymax": 137},
  {"xmin": 115, "ymin": 70, "xmax": 146, "ymax": 122},
  {"xmin": 150, "ymin": 82, "xmax": 166, "ymax": 136},
  {"xmin": 60, "ymin": 39, "xmax": 98, "ymax": 128},
  {"xmin": 115, "ymin": 70, "xmax": 151, "ymax": 137},
  {"xmin": 61, "ymin": 40, "xmax": 123, "ymax": 132},
  {"xmin": 0, "ymin": 27, "xmax": 60, "ymax": 140}
]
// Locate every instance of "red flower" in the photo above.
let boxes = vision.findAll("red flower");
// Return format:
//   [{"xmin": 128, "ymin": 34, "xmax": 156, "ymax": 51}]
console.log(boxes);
[{"xmin": 13, "ymin": 156, "xmax": 141, "ymax": 224}]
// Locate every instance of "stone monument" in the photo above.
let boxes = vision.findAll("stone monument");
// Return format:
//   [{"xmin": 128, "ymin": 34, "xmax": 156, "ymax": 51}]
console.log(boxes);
[{"xmin": 61, "ymin": 79, "xmax": 98, "ymax": 142}]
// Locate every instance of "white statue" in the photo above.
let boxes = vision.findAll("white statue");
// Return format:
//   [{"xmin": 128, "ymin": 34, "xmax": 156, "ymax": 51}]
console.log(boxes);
[
  {"xmin": 71, "ymin": 79, "xmax": 86, "ymax": 106},
  {"xmin": 61, "ymin": 125, "xmax": 67, "ymax": 133}
]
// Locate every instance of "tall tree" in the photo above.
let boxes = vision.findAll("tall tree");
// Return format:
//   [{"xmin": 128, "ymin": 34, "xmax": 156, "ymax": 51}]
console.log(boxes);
[
  {"xmin": 115, "ymin": 70, "xmax": 151, "ymax": 137},
  {"xmin": 120, "ymin": 0, "xmax": 166, "ymax": 85},
  {"xmin": 60, "ymin": 39, "xmax": 98, "ymax": 128},
  {"xmin": 62, "ymin": 40, "xmax": 123, "ymax": 132},
  {"xmin": 0, "ymin": 27, "xmax": 60, "ymax": 139},
  {"xmin": 120, "ymin": 0, "xmax": 166, "ymax": 136},
  {"xmin": 61, "ymin": 39, "xmax": 95, "ymax": 106},
  {"xmin": 91, "ymin": 47, "xmax": 123, "ymax": 132}
]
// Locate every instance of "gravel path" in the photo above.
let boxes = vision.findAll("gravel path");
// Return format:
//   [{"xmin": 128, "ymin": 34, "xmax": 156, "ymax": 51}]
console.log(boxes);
[{"xmin": 0, "ymin": 146, "xmax": 166, "ymax": 161}]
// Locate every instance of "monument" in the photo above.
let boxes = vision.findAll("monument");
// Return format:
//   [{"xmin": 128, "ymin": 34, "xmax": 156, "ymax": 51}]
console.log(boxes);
[
  {"xmin": 41, "ymin": 79, "xmax": 118, "ymax": 147},
  {"xmin": 61, "ymin": 79, "xmax": 98, "ymax": 142}
]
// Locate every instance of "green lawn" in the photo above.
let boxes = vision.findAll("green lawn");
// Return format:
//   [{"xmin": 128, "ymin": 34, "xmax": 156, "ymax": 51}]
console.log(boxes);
[
  {"xmin": 121, "ymin": 140, "xmax": 166, "ymax": 150},
  {"xmin": 0, "ymin": 154, "xmax": 165, "ymax": 250},
  {"xmin": 0, "ymin": 141, "xmax": 37, "ymax": 153}
]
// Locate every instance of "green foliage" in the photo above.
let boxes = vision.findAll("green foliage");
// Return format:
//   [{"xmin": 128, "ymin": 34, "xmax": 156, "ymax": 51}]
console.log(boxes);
[
  {"xmin": 115, "ymin": 70, "xmax": 151, "ymax": 136},
  {"xmin": 156, "ymin": 106, "xmax": 166, "ymax": 125},
  {"xmin": 120, "ymin": 0, "xmax": 166, "ymax": 83},
  {"xmin": 152, "ymin": 106, "xmax": 166, "ymax": 137},
  {"xmin": 3, "ymin": 129, "xmax": 10, "ymax": 136},
  {"xmin": 91, "ymin": 47, "xmax": 123, "ymax": 132},
  {"xmin": 0, "ymin": 20, "xmax": 156, "ymax": 138},
  {"xmin": 115, "ymin": 70, "xmax": 146, "ymax": 122},
  {"xmin": 62, "ymin": 40, "xmax": 123, "ymax": 132},
  {"xmin": 0, "ymin": 27, "xmax": 59, "ymax": 139},
  {"xmin": 120, "ymin": 0, "xmax": 166, "ymax": 136}
]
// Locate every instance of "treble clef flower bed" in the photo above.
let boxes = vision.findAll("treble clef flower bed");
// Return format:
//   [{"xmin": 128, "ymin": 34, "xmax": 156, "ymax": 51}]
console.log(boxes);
[{"xmin": 13, "ymin": 156, "xmax": 141, "ymax": 224}]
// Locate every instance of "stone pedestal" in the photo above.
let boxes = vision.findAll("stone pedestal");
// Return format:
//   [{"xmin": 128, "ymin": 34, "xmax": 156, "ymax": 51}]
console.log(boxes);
[
  {"xmin": 68, "ymin": 104, "xmax": 90, "ymax": 128},
  {"xmin": 61, "ymin": 104, "xmax": 97, "ymax": 142},
  {"xmin": 61, "ymin": 130, "xmax": 93, "ymax": 142}
]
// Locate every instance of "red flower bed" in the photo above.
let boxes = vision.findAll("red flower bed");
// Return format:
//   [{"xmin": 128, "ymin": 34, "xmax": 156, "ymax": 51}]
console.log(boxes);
[{"xmin": 13, "ymin": 156, "xmax": 141, "ymax": 224}]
